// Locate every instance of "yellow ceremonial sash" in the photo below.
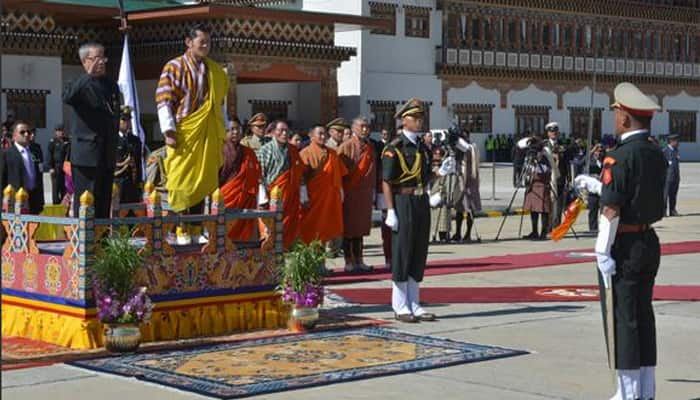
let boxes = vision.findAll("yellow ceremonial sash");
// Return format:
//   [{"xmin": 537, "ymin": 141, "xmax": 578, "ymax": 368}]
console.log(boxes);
[{"xmin": 165, "ymin": 58, "xmax": 229, "ymax": 212}]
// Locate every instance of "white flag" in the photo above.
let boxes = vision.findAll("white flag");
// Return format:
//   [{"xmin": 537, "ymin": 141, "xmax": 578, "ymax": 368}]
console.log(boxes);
[{"xmin": 117, "ymin": 34, "xmax": 147, "ymax": 179}]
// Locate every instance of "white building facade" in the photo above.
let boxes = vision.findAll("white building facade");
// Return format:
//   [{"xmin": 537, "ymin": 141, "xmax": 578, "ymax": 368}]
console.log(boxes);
[{"xmin": 305, "ymin": 0, "xmax": 700, "ymax": 160}]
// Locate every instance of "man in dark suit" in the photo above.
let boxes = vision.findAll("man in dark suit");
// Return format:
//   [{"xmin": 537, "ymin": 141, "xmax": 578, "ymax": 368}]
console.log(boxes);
[
  {"xmin": 63, "ymin": 42, "xmax": 121, "ymax": 218},
  {"xmin": 48, "ymin": 124, "xmax": 70, "ymax": 204},
  {"xmin": 0, "ymin": 121, "xmax": 45, "ymax": 214},
  {"xmin": 115, "ymin": 106, "xmax": 143, "ymax": 203}
]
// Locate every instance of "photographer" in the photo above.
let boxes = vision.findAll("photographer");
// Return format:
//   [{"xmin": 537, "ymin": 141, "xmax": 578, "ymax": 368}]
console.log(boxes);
[
  {"xmin": 517, "ymin": 132, "xmax": 553, "ymax": 240},
  {"xmin": 544, "ymin": 122, "xmax": 573, "ymax": 228}
]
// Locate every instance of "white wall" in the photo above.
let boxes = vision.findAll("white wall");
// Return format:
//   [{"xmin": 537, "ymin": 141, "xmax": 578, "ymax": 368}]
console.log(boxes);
[
  {"xmin": 662, "ymin": 91, "xmax": 700, "ymax": 161},
  {"xmin": 2, "ymin": 55, "xmax": 63, "ymax": 155}
]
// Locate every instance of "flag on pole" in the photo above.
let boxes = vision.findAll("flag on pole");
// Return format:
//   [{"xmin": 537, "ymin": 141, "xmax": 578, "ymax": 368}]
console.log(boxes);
[{"xmin": 117, "ymin": 33, "xmax": 147, "ymax": 179}]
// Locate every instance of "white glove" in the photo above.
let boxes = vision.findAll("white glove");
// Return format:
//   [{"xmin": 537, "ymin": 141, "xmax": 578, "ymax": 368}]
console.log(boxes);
[
  {"xmin": 456, "ymin": 138, "xmax": 472, "ymax": 152},
  {"xmin": 438, "ymin": 156, "xmax": 456, "ymax": 176},
  {"xmin": 385, "ymin": 208, "xmax": 399, "ymax": 232},
  {"xmin": 340, "ymin": 188, "xmax": 345, "ymax": 202},
  {"xmin": 257, "ymin": 184, "xmax": 268, "ymax": 206},
  {"xmin": 300, "ymin": 184, "xmax": 309, "ymax": 204},
  {"xmin": 574, "ymin": 174, "xmax": 602, "ymax": 195},
  {"xmin": 429, "ymin": 192, "xmax": 442, "ymax": 207},
  {"xmin": 596, "ymin": 253, "xmax": 617, "ymax": 289}
]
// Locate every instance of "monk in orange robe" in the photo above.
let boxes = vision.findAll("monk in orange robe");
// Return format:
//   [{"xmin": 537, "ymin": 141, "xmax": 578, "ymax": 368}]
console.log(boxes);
[
  {"xmin": 219, "ymin": 118, "xmax": 262, "ymax": 241},
  {"xmin": 257, "ymin": 120, "xmax": 306, "ymax": 249},
  {"xmin": 337, "ymin": 116, "xmax": 377, "ymax": 273},
  {"xmin": 299, "ymin": 124, "xmax": 348, "ymax": 244}
]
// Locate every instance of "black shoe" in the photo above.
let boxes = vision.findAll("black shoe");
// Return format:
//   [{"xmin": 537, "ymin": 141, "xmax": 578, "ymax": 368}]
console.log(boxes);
[
  {"xmin": 539, "ymin": 231, "xmax": 548, "ymax": 240},
  {"xmin": 395, "ymin": 313, "xmax": 419, "ymax": 323},
  {"xmin": 523, "ymin": 232, "xmax": 538, "ymax": 240},
  {"xmin": 450, "ymin": 233, "xmax": 462, "ymax": 242},
  {"xmin": 416, "ymin": 313, "xmax": 437, "ymax": 321},
  {"xmin": 670, "ymin": 210, "xmax": 679, "ymax": 217}
]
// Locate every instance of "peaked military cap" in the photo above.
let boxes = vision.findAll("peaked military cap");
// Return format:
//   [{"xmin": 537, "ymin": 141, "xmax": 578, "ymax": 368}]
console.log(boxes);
[
  {"xmin": 394, "ymin": 98, "xmax": 425, "ymax": 119},
  {"xmin": 120, "ymin": 105, "xmax": 132, "ymax": 120},
  {"xmin": 326, "ymin": 117, "xmax": 349, "ymax": 131},
  {"xmin": 611, "ymin": 82, "xmax": 660, "ymax": 117},
  {"xmin": 248, "ymin": 113, "xmax": 267, "ymax": 127},
  {"xmin": 668, "ymin": 134, "xmax": 680, "ymax": 141},
  {"xmin": 54, "ymin": 123, "xmax": 65, "ymax": 131},
  {"xmin": 545, "ymin": 121, "xmax": 559, "ymax": 131}
]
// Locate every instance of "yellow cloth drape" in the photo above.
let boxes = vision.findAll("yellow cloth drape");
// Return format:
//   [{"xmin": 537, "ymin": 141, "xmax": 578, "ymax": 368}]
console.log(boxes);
[
  {"xmin": 2, "ymin": 295, "xmax": 288, "ymax": 350},
  {"xmin": 165, "ymin": 58, "xmax": 229, "ymax": 212},
  {"xmin": 35, "ymin": 205, "xmax": 67, "ymax": 241}
]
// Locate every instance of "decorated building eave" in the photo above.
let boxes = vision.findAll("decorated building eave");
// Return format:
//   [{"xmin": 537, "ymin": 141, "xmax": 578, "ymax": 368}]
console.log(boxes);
[
  {"xmin": 438, "ymin": 64, "xmax": 700, "ymax": 108},
  {"xmin": 437, "ymin": 0, "xmax": 700, "ymax": 25},
  {"xmin": 125, "ymin": 4, "xmax": 392, "ymax": 32},
  {"xmin": 120, "ymin": 37, "xmax": 356, "ymax": 64}
]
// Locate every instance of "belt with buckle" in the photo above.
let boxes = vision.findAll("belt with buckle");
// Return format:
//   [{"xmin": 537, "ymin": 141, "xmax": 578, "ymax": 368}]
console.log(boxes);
[
  {"xmin": 393, "ymin": 186, "xmax": 425, "ymax": 196},
  {"xmin": 617, "ymin": 223, "xmax": 649, "ymax": 234}
]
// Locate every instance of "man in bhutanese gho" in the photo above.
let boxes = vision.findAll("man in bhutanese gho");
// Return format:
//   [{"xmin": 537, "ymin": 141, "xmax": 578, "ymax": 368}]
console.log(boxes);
[
  {"xmin": 155, "ymin": 24, "xmax": 229, "ymax": 245},
  {"xmin": 381, "ymin": 98, "xmax": 456, "ymax": 323},
  {"xmin": 575, "ymin": 82, "xmax": 667, "ymax": 400}
]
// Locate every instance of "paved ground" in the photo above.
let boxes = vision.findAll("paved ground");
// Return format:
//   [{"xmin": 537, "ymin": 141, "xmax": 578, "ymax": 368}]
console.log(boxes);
[{"xmin": 4, "ymin": 163, "xmax": 700, "ymax": 400}]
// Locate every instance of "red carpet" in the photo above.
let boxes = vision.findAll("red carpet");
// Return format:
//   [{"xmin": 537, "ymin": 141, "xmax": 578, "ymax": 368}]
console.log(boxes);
[
  {"xmin": 331, "ymin": 285, "xmax": 700, "ymax": 304},
  {"xmin": 326, "ymin": 240, "xmax": 700, "ymax": 285}
]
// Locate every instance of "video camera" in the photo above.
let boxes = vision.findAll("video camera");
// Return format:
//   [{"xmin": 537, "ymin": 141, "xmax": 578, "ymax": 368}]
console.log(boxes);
[{"xmin": 432, "ymin": 123, "xmax": 462, "ymax": 149}]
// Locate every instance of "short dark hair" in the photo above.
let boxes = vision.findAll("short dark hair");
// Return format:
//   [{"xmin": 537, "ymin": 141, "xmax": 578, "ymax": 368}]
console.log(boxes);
[
  {"xmin": 186, "ymin": 23, "xmax": 211, "ymax": 39},
  {"xmin": 11, "ymin": 120, "xmax": 31, "ymax": 133},
  {"xmin": 629, "ymin": 113, "xmax": 652, "ymax": 128}
]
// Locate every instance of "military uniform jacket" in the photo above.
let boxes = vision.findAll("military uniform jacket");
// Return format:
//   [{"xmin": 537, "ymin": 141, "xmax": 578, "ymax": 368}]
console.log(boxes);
[
  {"xmin": 382, "ymin": 135, "xmax": 432, "ymax": 189},
  {"xmin": 48, "ymin": 138, "xmax": 69, "ymax": 167},
  {"xmin": 600, "ymin": 131, "xmax": 666, "ymax": 225},
  {"xmin": 662, "ymin": 145, "xmax": 680, "ymax": 183},
  {"xmin": 115, "ymin": 132, "xmax": 143, "ymax": 184},
  {"xmin": 63, "ymin": 74, "xmax": 120, "ymax": 169}
]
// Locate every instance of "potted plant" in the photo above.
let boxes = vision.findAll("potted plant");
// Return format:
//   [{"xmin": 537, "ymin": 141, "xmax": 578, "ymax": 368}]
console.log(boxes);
[
  {"xmin": 92, "ymin": 231, "xmax": 152, "ymax": 352},
  {"xmin": 279, "ymin": 240, "xmax": 326, "ymax": 331}
]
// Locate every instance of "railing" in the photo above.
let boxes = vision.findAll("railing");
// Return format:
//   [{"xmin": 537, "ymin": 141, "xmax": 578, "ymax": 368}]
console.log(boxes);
[{"xmin": 438, "ymin": 48, "xmax": 700, "ymax": 79}]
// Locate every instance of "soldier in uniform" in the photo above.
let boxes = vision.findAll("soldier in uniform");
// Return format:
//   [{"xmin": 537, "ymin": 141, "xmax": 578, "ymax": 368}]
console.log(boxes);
[
  {"xmin": 114, "ymin": 106, "xmax": 143, "ymax": 203},
  {"xmin": 47, "ymin": 124, "xmax": 69, "ymax": 204},
  {"xmin": 240, "ymin": 113, "xmax": 268, "ymax": 151},
  {"xmin": 382, "ymin": 98, "xmax": 455, "ymax": 323},
  {"xmin": 662, "ymin": 134, "xmax": 680, "ymax": 216},
  {"xmin": 325, "ymin": 117, "xmax": 348, "ymax": 150},
  {"xmin": 575, "ymin": 82, "xmax": 666, "ymax": 400}
]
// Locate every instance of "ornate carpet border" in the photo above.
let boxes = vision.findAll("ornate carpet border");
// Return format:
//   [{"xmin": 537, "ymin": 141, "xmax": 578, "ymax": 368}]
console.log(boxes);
[{"xmin": 68, "ymin": 326, "xmax": 528, "ymax": 399}]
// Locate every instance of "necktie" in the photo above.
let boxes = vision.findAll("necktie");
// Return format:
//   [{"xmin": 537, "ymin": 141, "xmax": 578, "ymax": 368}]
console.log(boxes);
[{"xmin": 22, "ymin": 148, "xmax": 36, "ymax": 190}]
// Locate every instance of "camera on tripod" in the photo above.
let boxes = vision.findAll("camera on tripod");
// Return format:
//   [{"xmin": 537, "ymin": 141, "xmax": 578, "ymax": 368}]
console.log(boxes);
[{"xmin": 431, "ymin": 123, "xmax": 462, "ymax": 153}]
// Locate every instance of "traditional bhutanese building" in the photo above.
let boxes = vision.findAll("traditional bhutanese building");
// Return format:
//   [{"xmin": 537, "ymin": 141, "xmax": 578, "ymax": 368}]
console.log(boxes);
[
  {"xmin": 309, "ymin": 0, "xmax": 700, "ymax": 160},
  {"xmin": 0, "ymin": 0, "xmax": 387, "ymax": 150}
]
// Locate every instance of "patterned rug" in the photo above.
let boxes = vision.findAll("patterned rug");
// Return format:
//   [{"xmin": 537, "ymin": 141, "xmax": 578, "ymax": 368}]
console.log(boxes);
[{"xmin": 69, "ymin": 326, "xmax": 526, "ymax": 399}]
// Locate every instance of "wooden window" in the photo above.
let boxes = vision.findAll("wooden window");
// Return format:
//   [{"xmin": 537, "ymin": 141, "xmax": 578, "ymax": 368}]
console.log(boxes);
[
  {"xmin": 452, "ymin": 104, "xmax": 493, "ymax": 134},
  {"xmin": 569, "ymin": 107, "xmax": 602, "ymax": 140},
  {"xmin": 369, "ymin": 100, "xmax": 399, "ymax": 133},
  {"xmin": 3, "ymin": 89, "xmax": 49, "ymax": 129},
  {"xmin": 514, "ymin": 106, "xmax": 549, "ymax": 136},
  {"xmin": 249, "ymin": 100, "xmax": 290, "ymax": 122},
  {"xmin": 404, "ymin": 6, "xmax": 430, "ymax": 38},
  {"xmin": 369, "ymin": 2, "xmax": 397, "ymax": 36},
  {"xmin": 669, "ymin": 111, "xmax": 697, "ymax": 142}
]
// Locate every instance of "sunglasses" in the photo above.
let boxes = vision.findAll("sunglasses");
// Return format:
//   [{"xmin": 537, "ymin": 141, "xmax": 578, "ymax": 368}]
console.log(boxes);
[{"xmin": 18, "ymin": 129, "xmax": 32, "ymax": 135}]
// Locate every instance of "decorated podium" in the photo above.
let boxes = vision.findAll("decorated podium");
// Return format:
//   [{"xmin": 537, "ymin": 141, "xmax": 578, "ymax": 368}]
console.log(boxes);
[{"xmin": 1, "ymin": 184, "xmax": 287, "ymax": 349}]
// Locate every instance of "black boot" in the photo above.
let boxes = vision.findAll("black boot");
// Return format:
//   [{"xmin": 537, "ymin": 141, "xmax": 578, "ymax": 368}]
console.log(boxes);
[
  {"xmin": 464, "ymin": 213, "xmax": 474, "ymax": 242},
  {"xmin": 524, "ymin": 212, "xmax": 539, "ymax": 239},
  {"xmin": 452, "ymin": 212, "xmax": 464, "ymax": 242},
  {"xmin": 540, "ymin": 213, "xmax": 549, "ymax": 240}
]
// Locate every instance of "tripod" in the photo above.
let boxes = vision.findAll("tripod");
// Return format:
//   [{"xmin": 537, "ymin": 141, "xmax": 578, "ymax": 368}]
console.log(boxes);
[{"xmin": 494, "ymin": 161, "xmax": 531, "ymax": 241}]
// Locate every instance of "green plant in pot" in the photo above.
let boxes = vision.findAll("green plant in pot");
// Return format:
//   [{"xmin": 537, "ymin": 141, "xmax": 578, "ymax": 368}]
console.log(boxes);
[
  {"xmin": 278, "ymin": 240, "xmax": 327, "ymax": 331},
  {"xmin": 92, "ymin": 230, "xmax": 152, "ymax": 352}
]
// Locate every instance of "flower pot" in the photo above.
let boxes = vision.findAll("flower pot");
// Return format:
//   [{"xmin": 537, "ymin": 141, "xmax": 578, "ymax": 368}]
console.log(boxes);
[
  {"xmin": 288, "ymin": 306, "xmax": 320, "ymax": 332},
  {"xmin": 104, "ymin": 323, "xmax": 141, "ymax": 353}
]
